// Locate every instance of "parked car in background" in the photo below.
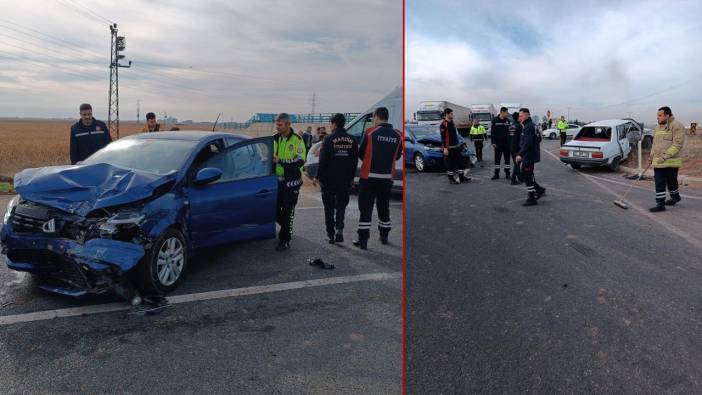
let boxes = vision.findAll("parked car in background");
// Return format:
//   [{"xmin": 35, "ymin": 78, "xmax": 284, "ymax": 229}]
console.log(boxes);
[
  {"xmin": 404, "ymin": 124, "xmax": 475, "ymax": 172},
  {"xmin": 1, "ymin": 131, "xmax": 277, "ymax": 303},
  {"xmin": 559, "ymin": 119, "xmax": 641, "ymax": 171},
  {"xmin": 542, "ymin": 123, "xmax": 582, "ymax": 140}
]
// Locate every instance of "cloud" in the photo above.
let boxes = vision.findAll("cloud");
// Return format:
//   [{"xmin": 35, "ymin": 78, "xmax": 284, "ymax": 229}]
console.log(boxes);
[
  {"xmin": 407, "ymin": 0, "xmax": 702, "ymax": 125},
  {"xmin": 0, "ymin": 0, "xmax": 401, "ymax": 121}
]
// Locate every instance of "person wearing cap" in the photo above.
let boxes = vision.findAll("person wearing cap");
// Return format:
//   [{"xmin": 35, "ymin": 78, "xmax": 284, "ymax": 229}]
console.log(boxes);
[
  {"xmin": 273, "ymin": 113, "xmax": 307, "ymax": 251},
  {"xmin": 69, "ymin": 103, "xmax": 111, "ymax": 164},
  {"xmin": 141, "ymin": 112, "xmax": 162, "ymax": 132}
]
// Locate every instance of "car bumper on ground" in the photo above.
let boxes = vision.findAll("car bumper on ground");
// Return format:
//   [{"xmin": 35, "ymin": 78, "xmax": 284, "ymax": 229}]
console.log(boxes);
[{"xmin": 1, "ymin": 225, "xmax": 145, "ymax": 299}]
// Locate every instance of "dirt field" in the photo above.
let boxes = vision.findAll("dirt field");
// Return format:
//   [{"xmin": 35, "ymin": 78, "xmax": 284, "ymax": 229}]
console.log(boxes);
[
  {"xmin": 621, "ymin": 132, "xmax": 702, "ymax": 177},
  {"xmin": 0, "ymin": 119, "xmax": 329, "ymax": 180},
  {"xmin": 0, "ymin": 119, "xmax": 244, "ymax": 179}
]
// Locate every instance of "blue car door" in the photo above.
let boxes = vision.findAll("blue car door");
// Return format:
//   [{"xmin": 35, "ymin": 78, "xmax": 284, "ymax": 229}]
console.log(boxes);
[{"xmin": 187, "ymin": 137, "xmax": 277, "ymax": 249}]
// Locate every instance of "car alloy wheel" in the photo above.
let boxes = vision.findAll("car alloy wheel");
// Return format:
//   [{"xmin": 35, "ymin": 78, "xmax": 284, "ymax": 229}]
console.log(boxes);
[
  {"xmin": 156, "ymin": 236, "xmax": 184, "ymax": 286},
  {"xmin": 137, "ymin": 228, "xmax": 188, "ymax": 294},
  {"xmin": 414, "ymin": 153, "xmax": 426, "ymax": 172}
]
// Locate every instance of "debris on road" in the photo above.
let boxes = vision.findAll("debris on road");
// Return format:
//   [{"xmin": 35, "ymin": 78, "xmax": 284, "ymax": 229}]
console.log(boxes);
[{"xmin": 307, "ymin": 258, "xmax": 335, "ymax": 270}]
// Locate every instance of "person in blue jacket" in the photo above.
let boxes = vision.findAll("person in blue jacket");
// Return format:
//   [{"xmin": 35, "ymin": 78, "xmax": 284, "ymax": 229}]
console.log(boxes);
[
  {"xmin": 515, "ymin": 108, "xmax": 546, "ymax": 206},
  {"xmin": 69, "ymin": 103, "xmax": 111, "ymax": 164}
]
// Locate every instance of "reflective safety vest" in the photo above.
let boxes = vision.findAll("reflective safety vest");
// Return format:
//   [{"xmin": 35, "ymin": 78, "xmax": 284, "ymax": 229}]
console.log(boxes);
[
  {"xmin": 557, "ymin": 120, "xmax": 568, "ymax": 131},
  {"xmin": 651, "ymin": 117, "xmax": 685, "ymax": 168},
  {"xmin": 470, "ymin": 125, "xmax": 486, "ymax": 136},
  {"xmin": 273, "ymin": 130, "xmax": 306, "ymax": 186}
]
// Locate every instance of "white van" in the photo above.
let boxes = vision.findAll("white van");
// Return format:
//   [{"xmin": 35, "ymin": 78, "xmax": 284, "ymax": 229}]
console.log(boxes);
[
  {"xmin": 303, "ymin": 86, "xmax": 403, "ymax": 191},
  {"xmin": 559, "ymin": 119, "xmax": 641, "ymax": 171}
]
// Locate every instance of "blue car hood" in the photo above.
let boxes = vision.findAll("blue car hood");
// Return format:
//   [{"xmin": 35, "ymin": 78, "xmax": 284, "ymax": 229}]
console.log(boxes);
[
  {"xmin": 417, "ymin": 134, "xmax": 465, "ymax": 145},
  {"xmin": 14, "ymin": 163, "xmax": 176, "ymax": 216}
]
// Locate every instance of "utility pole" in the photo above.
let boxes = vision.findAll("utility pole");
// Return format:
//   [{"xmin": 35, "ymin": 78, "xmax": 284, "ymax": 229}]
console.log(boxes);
[
  {"xmin": 136, "ymin": 99, "xmax": 140, "ymax": 124},
  {"xmin": 311, "ymin": 92, "xmax": 316, "ymax": 118},
  {"xmin": 108, "ymin": 23, "xmax": 131, "ymax": 139}
]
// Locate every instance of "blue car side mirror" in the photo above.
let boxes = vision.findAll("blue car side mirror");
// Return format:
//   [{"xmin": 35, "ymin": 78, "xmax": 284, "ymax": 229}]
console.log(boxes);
[{"xmin": 194, "ymin": 168, "xmax": 222, "ymax": 185}]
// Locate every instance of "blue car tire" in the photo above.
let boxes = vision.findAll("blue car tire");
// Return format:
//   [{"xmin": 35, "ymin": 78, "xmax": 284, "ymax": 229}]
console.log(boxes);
[
  {"xmin": 136, "ymin": 228, "xmax": 188, "ymax": 294},
  {"xmin": 414, "ymin": 153, "xmax": 426, "ymax": 172}
]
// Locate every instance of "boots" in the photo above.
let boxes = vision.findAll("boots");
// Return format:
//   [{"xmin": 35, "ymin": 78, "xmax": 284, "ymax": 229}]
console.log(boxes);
[
  {"xmin": 505, "ymin": 169, "xmax": 511, "ymax": 179},
  {"xmin": 335, "ymin": 231, "xmax": 344, "ymax": 243},
  {"xmin": 649, "ymin": 203, "xmax": 666, "ymax": 212},
  {"xmin": 490, "ymin": 170, "xmax": 499, "ymax": 180},
  {"xmin": 523, "ymin": 195, "xmax": 538, "ymax": 206},
  {"xmin": 665, "ymin": 195, "xmax": 682, "ymax": 206},
  {"xmin": 379, "ymin": 234, "xmax": 389, "ymax": 245},
  {"xmin": 536, "ymin": 187, "xmax": 546, "ymax": 199},
  {"xmin": 353, "ymin": 238, "xmax": 368, "ymax": 250}
]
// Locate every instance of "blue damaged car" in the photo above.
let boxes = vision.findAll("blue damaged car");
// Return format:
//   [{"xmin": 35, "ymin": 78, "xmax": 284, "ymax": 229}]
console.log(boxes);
[
  {"xmin": 404, "ymin": 124, "xmax": 475, "ymax": 172},
  {"xmin": 0, "ymin": 131, "xmax": 277, "ymax": 303}
]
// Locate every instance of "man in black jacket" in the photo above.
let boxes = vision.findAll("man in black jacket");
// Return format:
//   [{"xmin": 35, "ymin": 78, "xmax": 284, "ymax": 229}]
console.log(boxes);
[
  {"xmin": 509, "ymin": 112, "xmax": 523, "ymax": 185},
  {"xmin": 315, "ymin": 113, "xmax": 359, "ymax": 244},
  {"xmin": 440, "ymin": 108, "xmax": 462, "ymax": 184},
  {"xmin": 354, "ymin": 107, "xmax": 402, "ymax": 250},
  {"xmin": 70, "ymin": 103, "xmax": 111, "ymax": 164},
  {"xmin": 515, "ymin": 108, "xmax": 546, "ymax": 206},
  {"xmin": 490, "ymin": 107, "xmax": 512, "ymax": 180}
]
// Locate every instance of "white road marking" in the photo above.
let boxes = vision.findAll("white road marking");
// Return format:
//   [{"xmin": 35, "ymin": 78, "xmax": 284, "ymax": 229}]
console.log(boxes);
[
  {"xmin": 0, "ymin": 272, "xmax": 401, "ymax": 326},
  {"xmin": 541, "ymin": 148, "xmax": 702, "ymax": 250}
]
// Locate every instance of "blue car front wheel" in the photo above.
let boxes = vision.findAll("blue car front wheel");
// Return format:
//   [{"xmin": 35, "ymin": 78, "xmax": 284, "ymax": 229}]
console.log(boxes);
[
  {"xmin": 136, "ymin": 228, "xmax": 188, "ymax": 294},
  {"xmin": 414, "ymin": 153, "xmax": 426, "ymax": 172}
]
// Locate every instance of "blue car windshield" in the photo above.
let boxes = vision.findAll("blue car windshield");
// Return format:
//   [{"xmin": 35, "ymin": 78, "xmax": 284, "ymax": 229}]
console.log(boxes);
[{"xmin": 83, "ymin": 138, "xmax": 195, "ymax": 175}]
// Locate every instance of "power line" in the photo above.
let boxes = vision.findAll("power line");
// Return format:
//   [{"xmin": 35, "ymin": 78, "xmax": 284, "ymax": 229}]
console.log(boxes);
[
  {"xmin": 0, "ymin": 32, "xmax": 102, "ymax": 65},
  {"xmin": 55, "ymin": 0, "xmax": 112, "ymax": 27},
  {"xmin": 64, "ymin": 0, "xmax": 115, "ymax": 25},
  {"xmin": 0, "ymin": 20, "xmax": 106, "ymax": 59}
]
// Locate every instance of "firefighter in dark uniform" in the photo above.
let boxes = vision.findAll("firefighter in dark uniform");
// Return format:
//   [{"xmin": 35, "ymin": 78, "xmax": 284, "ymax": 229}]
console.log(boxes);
[
  {"xmin": 273, "ymin": 113, "xmax": 307, "ymax": 251},
  {"xmin": 509, "ymin": 112, "xmax": 523, "ymax": 185},
  {"xmin": 69, "ymin": 103, "xmax": 111, "ymax": 164},
  {"xmin": 490, "ymin": 106, "xmax": 512, "ymax": 180},
  {"xmin": 141, "ymin": 112, "xmax": 161, "ymax": 132},
  {"xmin": 314, "ymin": 113, "xmax": 359, "ymax": 244},
  {"xmin": 515, "ymin": 108, "xmax": 546, "ymax": 206},
  {"xmin": 440, "ymin": 108, "xmax": 463, "ymax": 184},
  {"xmin": 353, "ymin": 107, "xmax": 402, "ymax": 250}
]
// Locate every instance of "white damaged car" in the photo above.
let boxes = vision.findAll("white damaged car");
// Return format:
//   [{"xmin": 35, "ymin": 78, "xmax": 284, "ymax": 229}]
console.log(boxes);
[{"xmin": 559, "ymin": 119, "xmax": 641, "ymax": 171}]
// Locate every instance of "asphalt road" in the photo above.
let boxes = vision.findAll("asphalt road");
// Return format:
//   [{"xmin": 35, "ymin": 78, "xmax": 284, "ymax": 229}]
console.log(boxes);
[
  {"xmin": 0, "ymin": 184, "xmax": 402, "ymax": 394},
  {"xmin": 406, "ymin": 139, "xmax": 702, "ymax": 394}
]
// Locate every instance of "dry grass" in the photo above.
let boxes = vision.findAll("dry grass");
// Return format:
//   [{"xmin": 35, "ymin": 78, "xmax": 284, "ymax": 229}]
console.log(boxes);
[
  {"xmin": 0, "ymin": 119, "xmax": 328, "ymax": 179},
  {"xmin": 621, "ymin": 133, "xmax": 702, "ymax": 177},
  {"xmin": 0, "ymin": 120, "xmax": 229, "ymax": 178}
]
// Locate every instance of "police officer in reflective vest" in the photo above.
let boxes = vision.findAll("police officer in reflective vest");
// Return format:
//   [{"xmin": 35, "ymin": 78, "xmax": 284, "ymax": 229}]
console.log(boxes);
[
  {"xmin": 649, "ymin": 106, "xmax": 685, "ymax": 212},
  {"xmin": 353, "ymin": 107, "xmax": 402, "ymax": 250},
  {"xmin": 469, "ymin": 118, "xmax": 487, "ymax": 162},
  {"xmin": 557, "ymin": 116, "xmax": 568, "ymax": 146},
  {"xmin": 273, "ymin": 113, "xmax": 307, "ymax": 251},
  {"xmin": 315, "ymin": 113, "xmax": 358, "ymax": 244},
  {"xmin": 69, "ymin": 103, "xmax": 111, "ymax": 164},
  {"xmin": 490, "ymin": 107, "xmax": 512, "ymax": 180}
]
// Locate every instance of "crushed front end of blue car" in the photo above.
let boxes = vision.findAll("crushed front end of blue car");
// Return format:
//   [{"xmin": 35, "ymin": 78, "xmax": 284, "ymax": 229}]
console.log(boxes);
[{"xmin": 0, "ymin": 163, "xmax": 178, "ymax": 302}]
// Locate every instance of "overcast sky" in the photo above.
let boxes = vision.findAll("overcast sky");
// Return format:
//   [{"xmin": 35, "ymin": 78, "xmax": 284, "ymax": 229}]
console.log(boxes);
[
  {"xmin": 0, "ymin": 0, "xmax": 401, "ymax": 121},
  {"xmin": 407, "ymin": 0, "xmax": 702, "ymax": 125}
]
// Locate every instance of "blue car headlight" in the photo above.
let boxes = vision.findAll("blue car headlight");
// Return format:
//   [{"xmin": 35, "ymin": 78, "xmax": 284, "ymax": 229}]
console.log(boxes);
[
  {"xmin": 99, "ymin": 211, "xmax": 145, "ymax": 235},
  {"xmin": 3, "ymin": 196, "xmax": 18, "ymax": 225}
]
